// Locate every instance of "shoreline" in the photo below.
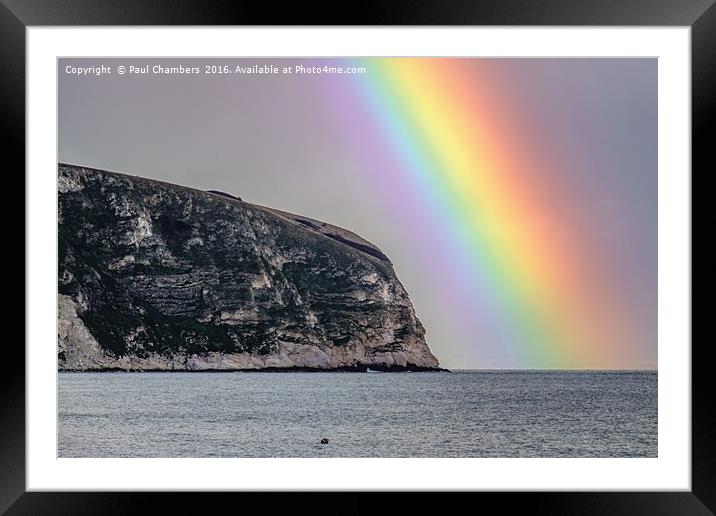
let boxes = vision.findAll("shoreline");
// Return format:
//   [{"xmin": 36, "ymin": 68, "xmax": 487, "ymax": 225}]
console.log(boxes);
[
  {"xmin": 56, "ymin": 367, "xmax": 658, "ymax": 374},
  {"xmin": 58, "ymin": 364, "xmax": 452, "ymax": 373}
]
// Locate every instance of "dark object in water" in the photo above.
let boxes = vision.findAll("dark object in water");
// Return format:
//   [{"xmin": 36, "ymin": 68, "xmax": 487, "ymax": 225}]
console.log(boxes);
[{"xmin": 321, "ymin": 438, "xmax": 329, "ymax": 444}]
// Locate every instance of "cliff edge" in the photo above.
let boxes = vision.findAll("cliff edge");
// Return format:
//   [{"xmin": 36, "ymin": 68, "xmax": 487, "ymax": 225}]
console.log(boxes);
[{"xmin": 58, "ymin": 164, "xmax": 441, "ymax": 371}]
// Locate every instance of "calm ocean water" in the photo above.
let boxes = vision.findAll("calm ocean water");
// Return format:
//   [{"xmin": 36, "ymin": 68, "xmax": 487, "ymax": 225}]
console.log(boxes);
[{"xmin": 58, "ymin": 370, "xmax": 657, "ymax": 458}]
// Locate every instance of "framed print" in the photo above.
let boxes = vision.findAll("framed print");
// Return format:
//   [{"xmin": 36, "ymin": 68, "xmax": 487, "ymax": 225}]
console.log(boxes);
[{"xmin": 5, "ymin": 0, "xmax": 711, "ymax": 513}]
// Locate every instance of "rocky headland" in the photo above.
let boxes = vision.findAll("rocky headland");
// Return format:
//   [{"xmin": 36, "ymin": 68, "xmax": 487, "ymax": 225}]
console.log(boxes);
[{"xmin": 58, "ymin": 164, "xmax": 442, "ymax": 372}]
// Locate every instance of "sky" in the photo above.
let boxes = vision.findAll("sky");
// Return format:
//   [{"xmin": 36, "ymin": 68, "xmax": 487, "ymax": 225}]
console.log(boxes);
[{"xmin": 58, "ymin": 57, "xmax": 657, "ymax": 370}]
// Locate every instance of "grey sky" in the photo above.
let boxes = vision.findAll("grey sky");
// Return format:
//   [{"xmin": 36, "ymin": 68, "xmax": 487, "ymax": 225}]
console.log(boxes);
[{"xmin": 58, "ymin": 57, "xmax": 657, "ymax": 369}]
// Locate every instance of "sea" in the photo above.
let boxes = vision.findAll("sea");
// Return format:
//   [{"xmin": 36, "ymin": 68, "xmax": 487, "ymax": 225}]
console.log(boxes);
[{"xmin": 58, "ymin": 370, "xmax": 657, "ymax": 458}]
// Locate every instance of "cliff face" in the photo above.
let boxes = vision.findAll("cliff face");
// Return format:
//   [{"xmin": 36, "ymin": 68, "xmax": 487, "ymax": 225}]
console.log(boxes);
[{"xmin": 58, "ymin": 164, "xmax": 440, "ymax": 371}]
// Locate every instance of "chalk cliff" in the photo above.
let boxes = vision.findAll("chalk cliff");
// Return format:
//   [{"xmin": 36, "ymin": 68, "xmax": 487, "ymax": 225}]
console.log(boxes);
[{"xmin": 58, "ymin": 164, "xmax": 440, "ymax": 371}]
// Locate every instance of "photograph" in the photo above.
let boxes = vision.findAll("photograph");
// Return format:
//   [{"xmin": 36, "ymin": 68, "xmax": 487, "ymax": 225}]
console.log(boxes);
[
  {"xmin": 57, "ymin": 56, "xmax": 657, "ymax": 459},
  {"xmin": 5, "ymin": 3, "xmax": 707, "ymax": 509}
]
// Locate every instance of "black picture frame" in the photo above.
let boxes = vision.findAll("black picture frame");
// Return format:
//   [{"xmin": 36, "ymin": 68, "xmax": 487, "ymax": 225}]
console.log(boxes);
[{"xmin": 4, "ymin": 1, "xmax": 710, "ymax": 513}]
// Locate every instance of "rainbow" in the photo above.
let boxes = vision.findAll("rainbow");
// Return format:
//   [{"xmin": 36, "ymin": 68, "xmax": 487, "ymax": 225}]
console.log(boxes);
[{"xmin": 318, "ymin": 58, "xmax": 637, "ymax": 368}]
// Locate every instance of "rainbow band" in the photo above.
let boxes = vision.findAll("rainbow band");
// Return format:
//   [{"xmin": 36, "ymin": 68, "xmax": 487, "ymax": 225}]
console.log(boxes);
[{"xmin": 325, "ymin": 58, "xmax": 634, "ymax": 368}]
